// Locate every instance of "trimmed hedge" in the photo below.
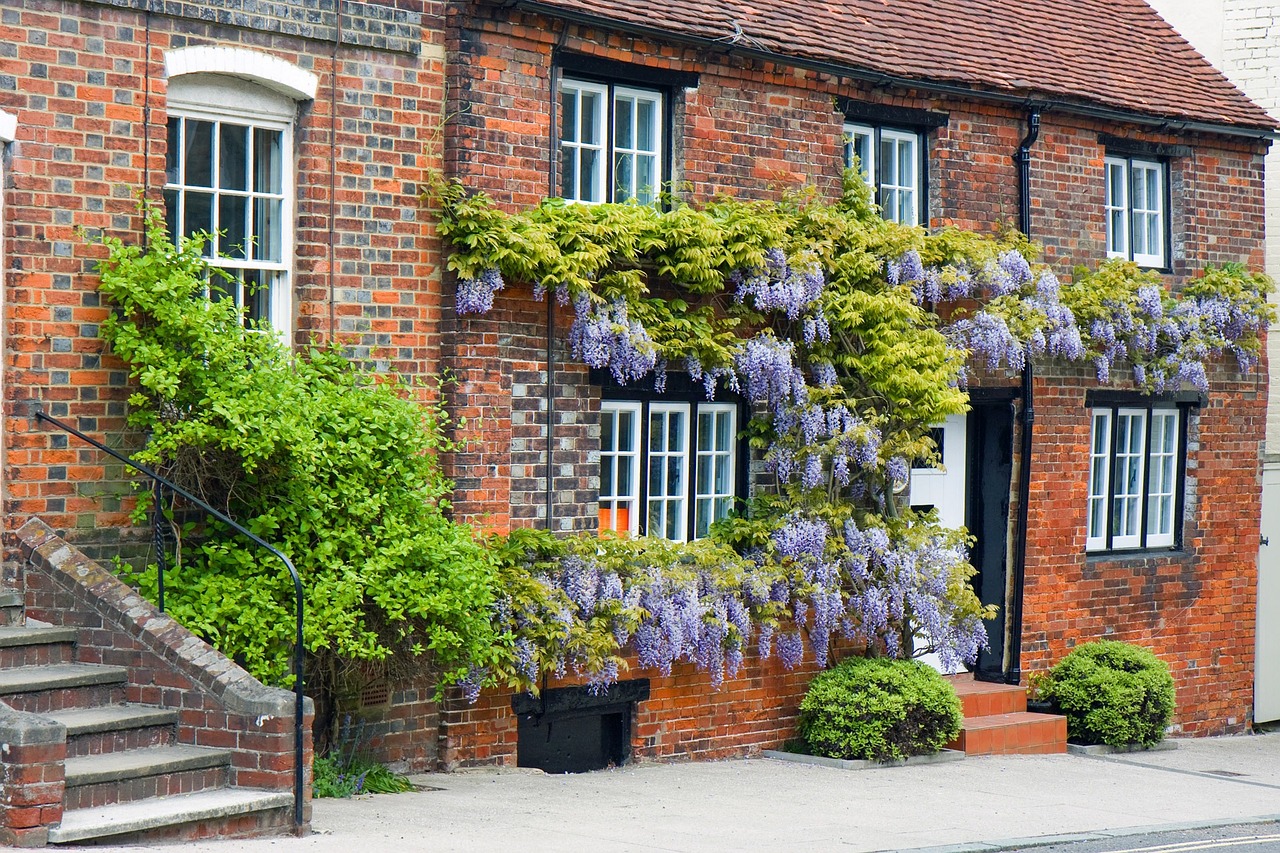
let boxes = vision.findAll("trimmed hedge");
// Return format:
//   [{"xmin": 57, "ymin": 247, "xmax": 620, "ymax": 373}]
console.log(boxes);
[
  {"xmin": 797, "ymin": 657, "xmax": 962, "ymax": 762},
  {"xmin": 1040, "ymin": 640, "xmax": 1175, "ymax": 747}
]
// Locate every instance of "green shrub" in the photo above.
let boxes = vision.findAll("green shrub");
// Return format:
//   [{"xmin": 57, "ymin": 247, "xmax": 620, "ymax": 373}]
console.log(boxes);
[
  {"xmin": 797, "ymin": 656, "xmax": 962, "ymax": 762},
  {"xmin": 1040, "ymin": 640, "xmax": 1175, "ymax": 747},
  {"xmin": 312, "ymin": 754, "xmax": 414, "ymax": 798}
]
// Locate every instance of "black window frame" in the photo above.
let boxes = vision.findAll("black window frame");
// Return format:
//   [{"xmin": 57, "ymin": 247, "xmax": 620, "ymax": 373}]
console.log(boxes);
[
  {"xmin": 839, "ymin": 101, "xmax": 946, "ymax": 228},
  {"xmin": 1102, "ymin": 145, "xmax": 1175, "ymax": 273},
  {"xmin": 551, "ymin": 53, "xmax": 693, "ymax": 206},
  {"xmin": 1084, "ymin": 391, "xmax": 1199, "ymax": 555},
  {"xmin": 596, "ymin": 371, "xmax": 749, "ymax": 542}
]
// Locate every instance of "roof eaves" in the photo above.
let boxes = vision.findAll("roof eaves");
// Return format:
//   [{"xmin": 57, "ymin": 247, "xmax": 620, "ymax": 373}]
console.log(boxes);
[{"xmin": 510, "ymin": 0, "xmax": 1280, "ymax": 140}]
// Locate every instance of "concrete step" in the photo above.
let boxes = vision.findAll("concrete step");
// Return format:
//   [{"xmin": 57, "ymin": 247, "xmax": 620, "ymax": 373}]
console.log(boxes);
[
  {"xmin": 0, "ymin": 624, "xmax": 77, "ymax": 667},
  {"xmin": 0, "ymin": 588, "xmax": 24, "ymax": 627},
  {"xmin": 65, "ymin": 745, "xmax": 232, "ymax": 809},
  {"xmin": 47, "ymin": 705, "xmax": 177, "ymax": 757},
  {"xmin": 48, "ymin": 788, "xmax": 294, "ymax": 845},
  {"xmin": 0, "ymin": 663, "xmax": 127, "ymax": 713},
  {"xmin": 947, "ymin": 674, "xmax": 1028, "ymax": 717},
  {"xmin": 948, "ymin": 711, "xmax": 1068, "ymax": 755}
]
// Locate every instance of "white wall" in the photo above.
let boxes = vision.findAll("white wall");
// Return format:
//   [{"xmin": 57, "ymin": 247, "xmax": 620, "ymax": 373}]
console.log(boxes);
[{"xmin": 1146, "ymin": 0, "xmax": 1226, "ymax": 66}]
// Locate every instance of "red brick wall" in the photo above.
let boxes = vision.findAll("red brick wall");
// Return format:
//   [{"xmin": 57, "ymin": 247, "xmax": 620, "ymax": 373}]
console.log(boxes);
[
  {"xmin": 1019, "ymin": 364, "xmax": 1266, "ymax": 735},
  {"xmin": 0, "ymin": 0, "xmax": 447, "ymax": 562},
  {"xmin": 439, "ymin": 3, "xmax": 1269, "ymax": 742},
  {"xmin": 438, "ymin": 648, "xmax": 830, "ymax": 769}
]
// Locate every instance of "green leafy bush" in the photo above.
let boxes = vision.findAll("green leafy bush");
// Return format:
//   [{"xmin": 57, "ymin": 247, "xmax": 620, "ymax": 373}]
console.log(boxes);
[
  {"xmin": 312, "ymin": 755, "xmax": 414, "ymax": 798},
  {"xmin": 1039, "ymin": 640, "xmax": 1175, "ymax": 747},
  {"xmin": 95, "ymin": 206, "xmax": 500, "ymax": 702},
  {"xmin": 797, "ymin": 656, "xmax": 962, "ymax": 762}
]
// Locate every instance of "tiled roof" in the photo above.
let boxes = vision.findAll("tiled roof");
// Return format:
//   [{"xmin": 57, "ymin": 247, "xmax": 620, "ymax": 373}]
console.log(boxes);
[{"xmin": 522, "ymin": 0, "xmax": 1277, "ymax": 132}]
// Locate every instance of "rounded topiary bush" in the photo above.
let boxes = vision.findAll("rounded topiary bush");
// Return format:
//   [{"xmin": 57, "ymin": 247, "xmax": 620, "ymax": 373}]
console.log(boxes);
[
  {"xmin": 797, "ymin": 657, "xmax": 962, "ymax": 762},
  {"xmin": 1040, "ymin": 640, "xmax": 1175, "ymax": 747}
]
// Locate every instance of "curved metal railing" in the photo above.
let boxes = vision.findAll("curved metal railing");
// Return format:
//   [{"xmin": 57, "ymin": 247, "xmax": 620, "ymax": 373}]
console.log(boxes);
[{"xmin": 35, "ymin": 411, "xmax": 306, "ymax": 829}]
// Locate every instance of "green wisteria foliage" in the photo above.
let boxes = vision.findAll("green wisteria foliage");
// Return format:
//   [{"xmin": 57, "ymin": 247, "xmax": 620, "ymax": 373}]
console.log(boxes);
[{"xmin": 432, "ymin": 173, "xmax": 1272, "ymax": 694}]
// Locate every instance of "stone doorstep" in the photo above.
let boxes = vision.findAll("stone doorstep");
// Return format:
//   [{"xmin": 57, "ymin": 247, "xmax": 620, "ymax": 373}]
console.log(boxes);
[
  {"xmin": 0, "ymin": 625, "xmax": 75, "ymax": 648},
  {"xmin": 45, "ymin": 705, "xmax": 177, "ymax": 737},
  {"xmin": 946, "ymin": 675, "xmax": 1028, "ymax": 718},
  {"xmin": 0, "ymin": 663, "xmax": 127, "ymax": 695},
  {"xmin": 950, "ymin": 711, "xmax": 1069, "ymax": 755},
  {"xmin": 761, "ymin": 748, "xmax": 966, "ymax": 770},
  {"xmin": 0, "ymin": 590, "xmax": 23, "ymax": 610},
  {"xmin": 64, "ymin": 744, "xmax": 230, "ymax": 788},
  {"xmin": 1067, "ymin": 740, "xmax": 1179, "ymax": 755},
  {"xmin": 47, "ymin": 789, "xmax": 294, "ymax": 845}
]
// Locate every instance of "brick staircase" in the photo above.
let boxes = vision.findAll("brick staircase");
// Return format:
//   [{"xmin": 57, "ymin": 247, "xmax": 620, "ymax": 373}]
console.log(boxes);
[
  {"xmin": 0, "ymin": 519, "xmax": 313, "ymax": 847},
  {"xmin": 946, "ymin": 674, "xmax": 1067, "ymax": 755}
]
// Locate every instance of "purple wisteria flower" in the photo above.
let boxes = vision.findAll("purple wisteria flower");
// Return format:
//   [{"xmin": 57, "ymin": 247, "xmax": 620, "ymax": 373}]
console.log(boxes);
[{"xmin": 455, "ymin": 267, "xmax": 504, "ymax": 315}]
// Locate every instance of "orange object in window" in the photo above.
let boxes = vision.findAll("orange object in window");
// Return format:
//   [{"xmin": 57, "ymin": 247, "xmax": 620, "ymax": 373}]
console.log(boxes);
[{"xmin": 598, "ymin": 506, "xmax": 631, "ymax": 538}]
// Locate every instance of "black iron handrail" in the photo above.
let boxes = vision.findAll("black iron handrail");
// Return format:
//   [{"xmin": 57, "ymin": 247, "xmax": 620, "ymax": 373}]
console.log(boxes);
[{"xmin": 35, "ymin": 411, "xmax": 306, "ymax": 829}]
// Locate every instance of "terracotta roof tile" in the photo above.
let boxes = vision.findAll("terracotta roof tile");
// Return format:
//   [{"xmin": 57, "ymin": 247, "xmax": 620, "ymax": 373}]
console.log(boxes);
[{"xmin": 524, "ymin": 0, "xmax": 1277, "ymax": 131}]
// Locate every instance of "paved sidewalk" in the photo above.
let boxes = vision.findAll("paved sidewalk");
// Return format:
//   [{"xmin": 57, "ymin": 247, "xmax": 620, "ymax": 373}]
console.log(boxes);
[{"xmin": 92, "ymin": 732, "xmax": 1280, "ymax": 852}]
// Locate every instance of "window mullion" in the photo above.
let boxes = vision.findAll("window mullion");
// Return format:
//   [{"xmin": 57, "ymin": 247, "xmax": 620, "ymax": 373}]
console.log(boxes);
[
  {"xmin": 1139, "ymin": 406, "xmax": 1153, "ymax": 549},
  {"xmin": 1106, "ymin": 406, "xmax": 1118, "ymax": 551}
]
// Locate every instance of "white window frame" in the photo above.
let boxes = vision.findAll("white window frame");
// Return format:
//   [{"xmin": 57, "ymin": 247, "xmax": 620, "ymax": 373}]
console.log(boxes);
[
  {"xmin": 612, "ymin": 86, "xmax": 663, "ymax": 205},
  {"xmin": 694, "ymin": 403, "xmax": 737, "ymax": 539},
  {"xmin": 647, "ymin": 402, "xmax": 691, "ymax": 542},
  {"xmin": 1105, "ymin": 155, "xmax": 1167, "ymax": 268},
  {"xmin": 165, "ymin": 77, "xmax": 296, "ymax": 338},
  {"xmin": 843, "ymin": 122, "xmax": 875, "ymax": 189},
  {"xmin": 558, "ymin": 77, "xmax": 664, "ymax": 205},
  {"xmin": 558, "ymin": 78, "xmax": 608, "ymax": 204},
  {"xmin": 842, "ymin": 122, "xmax": 921, "ymax": 226},
  {"xmin": 1086, "ymin": 404, "xmax": 1184, "ymax": 552},
  {"xmin": 600, "ymin": 400, "xmax": 643, "ymax": 537},
  {"xmin": 600, "ymin": 398, "xmax": 739, "ymax": 541}
]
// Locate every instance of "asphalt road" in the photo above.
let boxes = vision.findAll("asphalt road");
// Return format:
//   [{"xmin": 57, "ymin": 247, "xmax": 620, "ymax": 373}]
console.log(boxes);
[{"xmin": 1002, "ymin": 824, "xmax": 1280, "ymax": 853}]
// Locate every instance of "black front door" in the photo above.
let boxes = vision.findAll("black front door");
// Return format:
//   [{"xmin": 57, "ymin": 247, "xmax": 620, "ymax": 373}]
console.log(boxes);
[{"xmin": 966, "ymin": 401, "xmax": 1014, "ymax": 682}]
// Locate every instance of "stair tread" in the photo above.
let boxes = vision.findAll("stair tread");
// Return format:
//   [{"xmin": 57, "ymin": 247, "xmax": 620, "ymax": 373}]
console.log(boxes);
[
  {"xmin": 962, "ymin": 711, "xmax": 1067, "ymax": 729},
  {"xmin": 0, "ymin": 624, "xmax": 75, "ymax": 647},
  {"xmin": 48, "ymin": 788, "xmax": 292, "ymax": 844},
  {"xmin": 46, "ymin": 704, "xmax": 176, "ymax": 736},
  {"xmin": 0, "ymin": 589, "xmax": 23, "ymax": 609},
  {"xmin": 65, "ymin": 745, "xmax": 230, "ymax": 786},
  {"xmin": 946, "ymin": 675, "xmax": 1026, "ymax": 695},
  {"xmin": 0, "ymin": 663, "xmax": 126, "ymax": 694}
]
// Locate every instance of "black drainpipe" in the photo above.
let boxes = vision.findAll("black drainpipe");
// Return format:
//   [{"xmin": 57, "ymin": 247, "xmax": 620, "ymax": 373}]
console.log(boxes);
[
  {"xmin": 1006, "ymin": 107, "xmax": 1040, "ymax": 685},
  {"xmin": 545, "ymin": 33, "xmax": 569, "ymax": 532}
]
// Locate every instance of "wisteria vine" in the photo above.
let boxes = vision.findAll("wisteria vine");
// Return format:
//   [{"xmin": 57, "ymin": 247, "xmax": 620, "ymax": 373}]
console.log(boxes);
[{"xmin": 433, "ymin": 177, "xmax": 1272, "ymax": 697}]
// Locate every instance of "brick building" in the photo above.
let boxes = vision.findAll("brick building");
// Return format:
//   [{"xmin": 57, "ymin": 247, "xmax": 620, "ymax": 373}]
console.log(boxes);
[
  {"xmin": 0, "ymin": 0, "xmax": 1274, "ymax": 794},
  {"xmin": 437, "ymin": 0, "xmax": 1276, "ymax": 763}
]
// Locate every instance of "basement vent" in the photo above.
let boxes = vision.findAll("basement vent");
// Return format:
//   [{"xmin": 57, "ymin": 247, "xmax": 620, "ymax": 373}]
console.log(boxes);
[
  {"xmin": 512, "ymin": 679, "xmax": 650, "ymax": 774},
  {"xmin": 359, "ymin": 678, "xmax": 392, "ymax": 710}
]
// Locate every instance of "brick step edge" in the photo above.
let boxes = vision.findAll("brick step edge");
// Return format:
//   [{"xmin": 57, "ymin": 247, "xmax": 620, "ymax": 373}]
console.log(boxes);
[
  {"xmin": 761, "ymin": 748, "xmax": 964, "ymax": 770},
  {"xmin": 948, "ymin": 711, "xmax": 1068, "ymax": 755},
  {"xmin": 47, "ymin": 789, "xmax": 293, "ymax": 844}
]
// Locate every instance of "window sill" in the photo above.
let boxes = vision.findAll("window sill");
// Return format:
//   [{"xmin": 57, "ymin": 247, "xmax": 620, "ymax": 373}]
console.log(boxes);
[{"xmin": 1084, "ymin": 546, "xmax": 1188, "ymax": 562}]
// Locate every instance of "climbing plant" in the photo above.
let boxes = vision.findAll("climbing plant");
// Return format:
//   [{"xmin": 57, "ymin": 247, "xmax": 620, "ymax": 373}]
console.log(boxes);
[{"xmin": 432, "ymin": 172, "xmax": 1272, "ymax": 694}]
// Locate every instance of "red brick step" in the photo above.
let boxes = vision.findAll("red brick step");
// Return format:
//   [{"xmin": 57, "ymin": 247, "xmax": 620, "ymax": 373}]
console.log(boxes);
[{"xmin": 945, "ymin": 674, "xmax": 1067, "ymax": 756}]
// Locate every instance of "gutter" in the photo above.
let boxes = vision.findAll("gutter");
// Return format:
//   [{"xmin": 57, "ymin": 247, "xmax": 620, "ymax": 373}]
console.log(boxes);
[{"xmin": 509, "ymin": 0, "xmax": 1279, "ymax": 142}]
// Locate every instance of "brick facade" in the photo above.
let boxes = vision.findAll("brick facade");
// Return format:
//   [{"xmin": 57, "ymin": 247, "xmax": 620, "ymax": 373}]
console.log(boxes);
[
  {"xmin": 436, "ymin": 1, "xmax": 1269, "ymax": 745},
  {"xmin": 0, "ymin": 0, "xmax": 1271, "ymax": 777},
  {"xmin": 0, "ymin": 0, "xmax": 447, "ymax": 562}
]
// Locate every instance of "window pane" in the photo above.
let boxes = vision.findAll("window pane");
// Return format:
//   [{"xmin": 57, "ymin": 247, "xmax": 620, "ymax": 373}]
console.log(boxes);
[
  {"xmin": 636, "ymin": 154, "xmax": 656, "ymax": 205},
  {"xmin": 615, "ymin": 152, "xmax": 634, "ymax": 202},
  {"xmin": 561, "ymin": 150, "xmax": 578, "ymax": 200},
  {"xmin": 186, "ymin": 191, "xmax": 214, "ymax": 253},
  {"xmin": 601, "ymin": 410, "xmax": 615, "ymax": 451},
  {"xmin": 253, "ymin": 128, "xmax": 282, "ymax": 194},
  {"xmin": 716, "ymin": 411, "xmax": 731, "ymax": 449},
  {"xmin": 619, "ymin": 410, "xmax": 634, "ymax": 449},
  {"xmin": 184, "ymin": 120, "xmax": 214, "ymax": 187},
  {"xmin": 580, "ymin": 91, "xmax": 600, "ymax": 145},
  {"xmin": 898, "ymin": 139, "xmax": 914, "ymax": 186},
  {"xmin": 219, "ymin": 194, "xmax": 248, "ymax": 259},
  {"xmin": 244, "ymin": 269, "xmax": 271, "ymax": 324},
  {"xmin": 163, "ymin": 188, "xmax": 179, "ymax": 243},
  {"xmin": 580, "ymin": 149, "xmax": 599, "ymax": 202},
  {"xmin": 615, "ymin": 96, "xmax": 634, "ymax": 149},
  {"xmin": 561, "ymin": 89, "xmax": 578, "ymax": 144},
  {"xmin": 636, "ymin": 98, "xmax": 656, "ymax": 151},
  {"xmin": 165, "ymin": 118, "xmax": 182, "ymax": 184},
  {"xmin": 220, "ymin": 123, "xmax": 249, "ymax": 191},
  {"xmin": 253, "ymin": 197, "xmax": 282, "ymax": 262}
]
